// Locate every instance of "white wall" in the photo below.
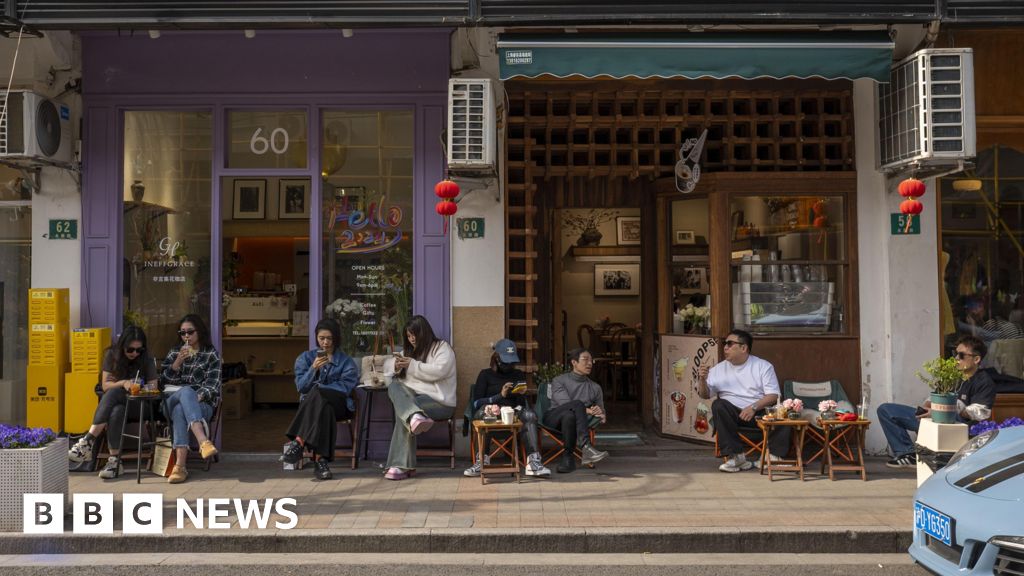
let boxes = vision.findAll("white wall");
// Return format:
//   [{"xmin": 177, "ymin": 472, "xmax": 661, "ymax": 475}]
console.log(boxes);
[{"xmin": 854, "ymin": 78, "xmax": 941, "ymax": 453}]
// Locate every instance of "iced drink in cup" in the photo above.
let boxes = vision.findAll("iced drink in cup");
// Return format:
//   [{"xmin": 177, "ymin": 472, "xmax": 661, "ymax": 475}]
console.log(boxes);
[
  {"xmin": 670, "ymin": 391, "xmax": 686, "ymax": 423},
  {"xmin": 129, "ymin": 378, "xmax": 141, "ymax": 396},
  {"xmin": 181, "ymin": 345, "xmax": 195, "ymax": 359},
  {"xmin": 672, "ymin": 357, "xmax": 688, "ymax": 382}
]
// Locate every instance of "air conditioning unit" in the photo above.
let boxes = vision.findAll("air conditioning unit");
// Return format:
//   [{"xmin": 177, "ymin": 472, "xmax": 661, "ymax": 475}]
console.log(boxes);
[
  {"xmin": 447, "ymin": 78, "xmax": 496, "ymax": 173},
  {"xmin": 877, "ymin": 48, "xmax": 975, "ymax": 173},
  {"xmin": 0, "ymin": 90, "xmax": 73, "ymax": 164}
]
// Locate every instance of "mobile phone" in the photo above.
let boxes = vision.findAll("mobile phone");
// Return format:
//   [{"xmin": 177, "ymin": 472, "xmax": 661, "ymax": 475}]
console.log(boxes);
[
  {"xmin": 511, "ymin": 382, "xmax": 528, "ymax": 395},
  {"xmin": 316, "ymin": 349, "xmax": 328, "ymax": 359},
  {"xmin": 914, "ymin": 406, "xmax": 928, "ymax": 416}
]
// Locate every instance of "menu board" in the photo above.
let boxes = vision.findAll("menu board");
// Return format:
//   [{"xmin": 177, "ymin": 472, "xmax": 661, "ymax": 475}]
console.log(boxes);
[{"xmin": 659, "ymin": 334, "xmax": 720, "ymax": 441}]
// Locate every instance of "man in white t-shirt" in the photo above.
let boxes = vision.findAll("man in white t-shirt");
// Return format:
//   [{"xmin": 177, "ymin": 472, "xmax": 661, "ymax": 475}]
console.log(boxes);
[{"xmin": 697, "ymin": 330, "xmax": 790, "ymax": 472}]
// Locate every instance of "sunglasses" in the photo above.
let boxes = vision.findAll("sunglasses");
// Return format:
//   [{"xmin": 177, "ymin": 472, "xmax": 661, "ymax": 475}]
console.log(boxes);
[
  {"xmin": 955, "ymin": 351, "xmax": 978, "ymax": 360},
  {"xmin": 178, "ymin": 329, "xmax": 197, "ymax": 337},
  {"xmin": 124, "ymin": 346, "xmax": 145, "ymax": 354},
  {"xmin": 723, "ymin": 340, "xmax": 743, "ymax": 348}
]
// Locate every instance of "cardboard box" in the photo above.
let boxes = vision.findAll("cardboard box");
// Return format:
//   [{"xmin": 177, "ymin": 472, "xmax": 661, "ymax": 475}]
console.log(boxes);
[
  {"xmin": 221, "ymin": 378, "xmax": 252, "ymax": 420},
  {"xmin": 64, "ymin": 372, "xmax": 99, "ymax": 434},
  {"xmin": 27, "ymin": 365, "xmax": 65, "ymax": 431}
]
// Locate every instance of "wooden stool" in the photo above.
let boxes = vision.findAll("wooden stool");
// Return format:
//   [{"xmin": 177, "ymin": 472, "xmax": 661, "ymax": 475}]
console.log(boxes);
[
  {"xmin": 756, "ymin": 417, "xmax": 809, "ymax": 481},
  {"xmin": 819, "ymin": 417, "xmax": 871, "ymax": 480},
  {"xmin": 472, "ymin": 419, "xmax": 522, "ymax": 485}
]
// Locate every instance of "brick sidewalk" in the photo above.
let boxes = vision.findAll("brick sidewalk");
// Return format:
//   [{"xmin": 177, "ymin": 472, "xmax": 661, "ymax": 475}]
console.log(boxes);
[{"xmin": 63, "ymin": 443, "xmax": 916, "ymax": 532}]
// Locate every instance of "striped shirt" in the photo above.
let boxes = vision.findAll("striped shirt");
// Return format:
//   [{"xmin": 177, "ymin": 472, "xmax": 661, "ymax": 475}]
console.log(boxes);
[{"xmin": 161, "ymin": 345, "xmax": 222, "ymax": 406}]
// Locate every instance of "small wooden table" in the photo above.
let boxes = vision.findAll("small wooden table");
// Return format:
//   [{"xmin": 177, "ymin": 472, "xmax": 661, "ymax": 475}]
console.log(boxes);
[
  {"xmin": 472, "ymin": 419, "xmax": 522, "ymax": 485},
  {"xmin": 755, "ymin": 417, "xmax": 809, "ymax": 481},
  {"xmin": 818, "ymin": 417, "xmax": 871, "ymax": 481},
  {"xmin": 119, "ymin": 392, "xmax": 163, "ymax": 484}
]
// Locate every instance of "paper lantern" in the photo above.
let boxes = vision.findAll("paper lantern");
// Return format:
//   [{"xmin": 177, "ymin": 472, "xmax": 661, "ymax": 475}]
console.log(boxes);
[
  {"xmin": 434, "ymin": 179, "xmax": 460, "ymax": 200},
  {"xmin": 900, "ymin": 198, "xmax": 923, "ymax": 215},
  {"xmin": 898, "ymin": 178, "xmax": 926, "ymax": 199},
  {"xmin": 435, "ymin": 199, "xmax": 458, "ymax": 235}
]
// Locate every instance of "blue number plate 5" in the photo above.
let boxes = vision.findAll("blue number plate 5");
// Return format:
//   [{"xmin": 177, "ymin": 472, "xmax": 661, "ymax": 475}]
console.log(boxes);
[{"xmin": 915, "ymin": 501, "xmax": 954, "ymax": 547}]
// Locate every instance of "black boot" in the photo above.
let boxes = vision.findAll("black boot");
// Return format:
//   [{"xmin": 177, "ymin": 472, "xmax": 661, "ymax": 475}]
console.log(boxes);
[{"xmin": 556, "ymin": 454, "xmax": 576, "ymax": 474}]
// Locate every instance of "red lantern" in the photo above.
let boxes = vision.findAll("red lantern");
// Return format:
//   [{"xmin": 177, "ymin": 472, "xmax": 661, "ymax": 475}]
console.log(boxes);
[
  {"xmin": 434, "ymin": 179, "xmax": 460, "ymax": 200},
  {"xmin": 435, "ymin": 199, "xmax": 458, "ymax": 235},
  {"xmin": 898, "ymin": 178, "xmax": 926, "ymax": 199},
  {"xmin": 900, "ymin": 198, "xmax": 923, "ymax": 215}
]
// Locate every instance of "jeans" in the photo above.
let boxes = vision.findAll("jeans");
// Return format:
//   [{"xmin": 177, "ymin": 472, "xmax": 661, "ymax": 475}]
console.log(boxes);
[
  {"xmin": 386, "ymin": 381, "xmax": 454, "ymax": 471},
  {"xmin": 93, "ymin": 388, "xmax": 129, "ymax": 450},
  {"xmin": 164, "ymin": 387, "xmax": 214, "ymax": 448},
  {"xmin": 877, "ymin": 403, "xmax": 920, "ymax": 458}
]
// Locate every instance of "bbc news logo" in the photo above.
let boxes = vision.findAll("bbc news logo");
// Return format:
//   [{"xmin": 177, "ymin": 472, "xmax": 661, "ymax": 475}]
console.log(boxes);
[{"xmin": 23, "ymin": 494, "xmax": 298, "ymax": 533}]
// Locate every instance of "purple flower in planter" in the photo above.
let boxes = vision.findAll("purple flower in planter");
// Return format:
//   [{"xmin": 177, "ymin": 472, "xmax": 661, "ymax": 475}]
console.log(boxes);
[
  {"xmin": 0, "ymin": 424, "xmax": 56, "ymax": 449},
  {"xmin": 970, "ymin": 417, "xmax": 1024, "ymax": 437}
]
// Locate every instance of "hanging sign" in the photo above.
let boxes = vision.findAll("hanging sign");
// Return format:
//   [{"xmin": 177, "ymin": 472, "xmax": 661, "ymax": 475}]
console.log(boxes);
[
  {"xmin": 328, "ymin": 195, "xmax": 404, "ymax": 255},
  {"xmin": 891, "ymin": 213, "xmax": 920, "ymax": 235},
  {"xmin": 675, "ymin": 129, "xmax": 708, "ymax": 194},
  {"xmin": 457, "ymin": 217, "xmax": 485, "ymax": 239}
]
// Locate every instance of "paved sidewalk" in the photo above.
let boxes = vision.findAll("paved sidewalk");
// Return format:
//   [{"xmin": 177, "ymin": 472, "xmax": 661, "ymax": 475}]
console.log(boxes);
[{"xmin": 59, "ymin": 441, "xmax": 916, "ymax": 533}]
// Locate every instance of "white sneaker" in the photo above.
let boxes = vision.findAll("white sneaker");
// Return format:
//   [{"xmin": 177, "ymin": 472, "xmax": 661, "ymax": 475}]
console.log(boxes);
[
  {"xmin": 718, "ymin": 455, "xmax": 753, "ymax": 473},
  {"xmin": 524, "ymin": 453, "xmax": 551, "ymax": 478},
  {"xmin": 758, "ymin": 454, "xmax": 784, "ymax": 470},
  {"xmin": 463, "ymin": 454, "xmax": 490, "ymax": 477},
  {"xmin": 68, "ymin": 436, "xmax": 93, "ymax": 463}
]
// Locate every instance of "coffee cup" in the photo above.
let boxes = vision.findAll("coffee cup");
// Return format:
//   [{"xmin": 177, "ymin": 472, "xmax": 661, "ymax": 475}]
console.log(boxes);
[{"xmin": 500, "ymin": 406, "xmax": 516, "ymax": 425}]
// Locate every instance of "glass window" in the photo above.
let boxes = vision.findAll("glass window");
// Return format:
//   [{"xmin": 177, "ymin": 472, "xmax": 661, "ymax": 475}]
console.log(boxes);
[
  {"xmin": 0, "ymin": 164, "xmax": 31, "ymax": 424},
  {"xmin": 322, "ymin": 110, "xmax": 414, "ymax": 355},
  {"xmin": 729, "ymin": 195, "xmax": 848, "ymax": 334},
  {"xmin": 123, "ymin": 111, "xmax": 213, "ymax": 356},
  {"xmin": 228, "ymin": 110, "xmax": 308, "ymax": 169},
  {"xmin": 669, "ymin": 197, "xmax": 711, "ymax": 335}
]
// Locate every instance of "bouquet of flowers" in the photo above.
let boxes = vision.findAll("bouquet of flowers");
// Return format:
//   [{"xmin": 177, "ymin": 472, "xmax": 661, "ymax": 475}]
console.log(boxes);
[
  {"xmin": 483, "ymin": 404, "xmax": 501, "ymax": 419},
  {"xmin": 818, "ymin": 399, "xmax": 838, "ymax": 412},
  {"xmin": 674, "ymin": 304, "xmax": 710, "ymax": 333},
  {"xmin": 0, "ymin": 425, "xmax": 56, "ymax": 449},
  {"xmin": 325, "ymin": 298, "xmax": 365, "ymax": 321},
  {"xmin": 782, "ymin": 398, "xmax": 804, "ymax": 413}
]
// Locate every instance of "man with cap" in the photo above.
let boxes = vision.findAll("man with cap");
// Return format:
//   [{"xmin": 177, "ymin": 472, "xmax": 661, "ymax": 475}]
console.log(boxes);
[{"xmin": 463, "ymin": 338, "xmax": 551, "ymax": 478}]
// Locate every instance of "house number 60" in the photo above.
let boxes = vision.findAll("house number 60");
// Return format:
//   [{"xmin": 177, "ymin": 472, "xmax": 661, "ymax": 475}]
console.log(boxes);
[{"xmin": 250, "ymin": 127, "xmax": 290, "ymax": 155}]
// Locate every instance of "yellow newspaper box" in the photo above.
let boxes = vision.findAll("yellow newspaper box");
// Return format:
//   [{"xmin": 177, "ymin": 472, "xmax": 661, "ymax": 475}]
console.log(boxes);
[
  {"xmin": 26, "ymin": 365, "xmax": 65, "ymax": 431},
  {"xmin": 64, "ymin": 372, "xmax": 100, "ymax": 434}
]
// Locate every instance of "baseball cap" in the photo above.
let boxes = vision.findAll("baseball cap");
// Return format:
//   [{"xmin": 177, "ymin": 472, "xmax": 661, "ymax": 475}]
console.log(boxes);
[{"xmin": 494, "ymin": 338, "xmax": 520, "ymax": 364}]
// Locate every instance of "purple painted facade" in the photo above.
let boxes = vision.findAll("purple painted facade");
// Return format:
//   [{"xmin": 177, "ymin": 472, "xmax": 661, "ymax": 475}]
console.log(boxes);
[{"xmin": 80, "ymin": 30, "xmax": 452, "ymax": 347}]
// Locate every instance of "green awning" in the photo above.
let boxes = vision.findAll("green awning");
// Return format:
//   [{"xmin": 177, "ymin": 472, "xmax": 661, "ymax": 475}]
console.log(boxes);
[{"xmin": 498, "ymin": 33, "xmax": 894, "ymax": 82}]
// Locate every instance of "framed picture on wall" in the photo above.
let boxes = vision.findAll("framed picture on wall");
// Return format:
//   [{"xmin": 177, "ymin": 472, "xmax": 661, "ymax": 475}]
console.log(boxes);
[
  {"xmin": 674, "ymin": 230, "xmax": 696, "ymax": 245},
  {"xmin": 616, "ymin": 216, "xmax": 641, "ymax": 246},
  {"xmin": 681, "ymin": 267, "xmax": 708, "ymax": 292},
  {"xmin": 278, "ymin": 179, "xmax": 310, "ymax": 219},
  {"xmin": 232, "ymin": 179, "xmax": 266, "ymax": 220},
  {"xmin": 594, "ymin": 264, "xmax": 640, "ymax": 297}
]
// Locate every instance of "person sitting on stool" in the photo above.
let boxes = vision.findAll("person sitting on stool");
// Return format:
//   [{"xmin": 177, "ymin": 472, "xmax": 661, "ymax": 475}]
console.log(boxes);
[
  {"xmin": 543, "ymin": 348, "xmax": 609, "ymax": 473},
  {"xmin": 697, "ymin": 329, "xmax": 789, "ymax": 473}
]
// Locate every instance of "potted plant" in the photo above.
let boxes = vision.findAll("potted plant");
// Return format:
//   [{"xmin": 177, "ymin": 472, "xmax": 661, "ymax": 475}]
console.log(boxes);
[
  {"xmin": 917, "ymin": 356, "xmax": 963, "ymax": 424},
  {"xmin": 0, "ymin": 425, "xmax": 67, "ymax": 532},
  {"xmin": 562, "ymin": 209, "xmax": 619, "ymax": 247}
]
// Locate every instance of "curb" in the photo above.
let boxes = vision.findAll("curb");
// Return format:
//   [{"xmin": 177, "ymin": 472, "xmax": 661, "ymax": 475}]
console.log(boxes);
[{"xmin": 0, "ymin": 527, "xmax": 913, "ymax": 555}]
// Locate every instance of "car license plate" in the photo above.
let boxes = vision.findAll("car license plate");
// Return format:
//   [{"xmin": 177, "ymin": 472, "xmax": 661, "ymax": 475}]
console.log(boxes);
[{"xmin": 915, "ymin": 501, "xmax": 954, "ymax": 547}]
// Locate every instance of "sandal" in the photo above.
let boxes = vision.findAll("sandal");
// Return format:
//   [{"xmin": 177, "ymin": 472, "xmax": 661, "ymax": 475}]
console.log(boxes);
[{"xmin": 384, "ymin": 467, "xmax": 415, "ymax": 481}]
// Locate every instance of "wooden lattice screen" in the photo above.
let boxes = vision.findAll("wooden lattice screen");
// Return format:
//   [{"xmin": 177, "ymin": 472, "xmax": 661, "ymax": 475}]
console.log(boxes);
[{"xmin": 505, "ymin": 83, "xmax": 855, "ymax": 372}]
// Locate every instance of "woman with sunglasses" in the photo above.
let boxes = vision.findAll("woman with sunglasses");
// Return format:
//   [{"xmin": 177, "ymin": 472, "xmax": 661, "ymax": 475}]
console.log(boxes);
[
  {"xmin": 280, "ymin": 318, "xmax": 359, "ymax": 481},
  {"xmin": 68, "ymin": 325, "xmax": 159, "ymax": 479},
  {"xmin": 160, "ymin": 314, "xmax": 221, "ymax": 484}
]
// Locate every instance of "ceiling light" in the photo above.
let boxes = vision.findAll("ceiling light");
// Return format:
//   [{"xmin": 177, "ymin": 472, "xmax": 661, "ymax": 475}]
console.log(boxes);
[
  {"xmin": 342, "ymin": 28, "xmax": 354, "ymax": 38},
  {"xmin": 244, "ymin": 29, "xmax": 256, "ymax": 39},
  {"xmin": 953, "ymin": 179, "xmax": 982, "ymax": 191},
  {"xmin": 148, "ymin": 30, "xmax": 161, "ymax": 39}
]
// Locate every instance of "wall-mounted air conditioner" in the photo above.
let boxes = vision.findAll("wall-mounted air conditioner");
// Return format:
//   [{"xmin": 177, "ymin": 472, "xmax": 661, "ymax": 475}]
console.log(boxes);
[
  {"xmin": 877, "ymin": 48, "xmax": 975, "ymax": 173},
  {"xmin": 0, "ymin": 90, "xmax": 73, "ymax": 164},
  {"xmin": 447, "ymin": 78, "xmax": 495, "ymax": 173}
]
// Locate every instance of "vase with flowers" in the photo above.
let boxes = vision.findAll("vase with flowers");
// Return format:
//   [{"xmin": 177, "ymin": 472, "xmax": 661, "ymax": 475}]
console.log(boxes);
[
  {"xmin": 674, "ymin": 304, "xmax": 710, "ymax": 335},
  {"xmin": 563, "ymin": 209, "xmax": 619, "ymax": 247},
  {"xmin": 782, "ymin": 398, "xmax": 804, "ymax": 419},
  {"xmin": 818, "ymin": 399, "xmax": 839, "ymax": 421}
]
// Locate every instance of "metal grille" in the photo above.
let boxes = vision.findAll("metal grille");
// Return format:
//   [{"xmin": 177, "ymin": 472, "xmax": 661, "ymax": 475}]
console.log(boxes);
[
  {"xmin": 0, "ymin": 438, "xmax": 68, "ymax": 532},
  {"xmin": 447, "ymin": 78, "xmax": 494, "ymax": 170},
  {"xmin": 994, "ymin": 540, "xmax": 1024, "ymax": 576},
  {"xmin": 946, "ymin": 1, "xmax": 1024, "ymax": 23}
]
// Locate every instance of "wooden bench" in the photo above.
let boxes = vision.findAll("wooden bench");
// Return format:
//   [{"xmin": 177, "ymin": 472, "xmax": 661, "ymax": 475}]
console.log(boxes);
[{"xmin": 993, "ymin": 393, "xmax": 1024, "ymax": 422}]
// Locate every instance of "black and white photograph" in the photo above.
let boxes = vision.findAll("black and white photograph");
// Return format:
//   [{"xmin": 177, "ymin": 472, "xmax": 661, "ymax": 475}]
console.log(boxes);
[
  {"xmin": 616, "ymin": 216, "xmax": 641, "ymax": 245},
  {"xmin": 674, "ymin": 230, "xmax": 696, "ymax": 245},
  {"xmin": 681, "ymin": 266, "xmax": 708, "ymax": 292},
  {"xmin": 594, "ymin": 264, "xmax": 640, "ymax": 296},
  {"xmin": 232, "ymin": 179, "xmax": 266, "ymax": 220},
  {"xmin": 278, "ymin": 179, "xmax": 310, "ymax": 219}
]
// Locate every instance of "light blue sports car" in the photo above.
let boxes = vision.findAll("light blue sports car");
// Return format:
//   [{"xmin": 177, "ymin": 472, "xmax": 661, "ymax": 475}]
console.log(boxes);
[{"xmin": 909, "ymin": 425, "xmax": 1024, "ymax": 575}]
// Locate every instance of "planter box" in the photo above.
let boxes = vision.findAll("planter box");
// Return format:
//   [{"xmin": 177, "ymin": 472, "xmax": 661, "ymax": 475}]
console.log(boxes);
[{"xmin": 0, "ymin": 437, "xmax": 68, "ymax": 532}]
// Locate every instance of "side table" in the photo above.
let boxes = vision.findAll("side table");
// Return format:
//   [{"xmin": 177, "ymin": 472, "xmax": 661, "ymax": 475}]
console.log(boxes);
[
  {"xmin": 472, "ymin": 420, "xmax": 522, "ymax": 484},
  {"xmin": 755, "ymin": 417, "xmax": 809, "ymax": 481},
  {"xmin": 119, "ymin": 393, "xmax": 163, "ymax": 484},
  {"xmin": 819, "ymin": 418, "xmax": 871, "ymax": 480},
  {"xmin": 357, "ymin": 385, "xmax": 391, "ymax": 461}
]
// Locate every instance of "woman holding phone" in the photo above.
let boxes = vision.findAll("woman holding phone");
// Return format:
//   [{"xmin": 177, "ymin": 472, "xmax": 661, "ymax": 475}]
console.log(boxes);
[
  {"xmin": 281, "ymin": 318, "xmax": 359, "ymax": 480},
  {"xmin": 68, "ymin": 325, "xmax": 159, "ymax": 479},
  {"xmin": 383, "ymin": 315, "xmax": 457, "ymax": 481},
  {"xmin": 463, "ymin": 338, "xmax": 550, "ymax": 478}
]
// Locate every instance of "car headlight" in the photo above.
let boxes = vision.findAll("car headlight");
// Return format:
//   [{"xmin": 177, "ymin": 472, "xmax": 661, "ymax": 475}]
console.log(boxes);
[{"xmin": 946, "ymin": 430, "xmax": 998, "ymax": 468}]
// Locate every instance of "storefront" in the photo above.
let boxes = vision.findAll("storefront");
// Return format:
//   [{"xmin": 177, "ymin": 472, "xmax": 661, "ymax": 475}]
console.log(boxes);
[
  {"xmin": 497, "ymin": 33, "xmax": 890, "ymax": 435},
  {"xmin": 79, "ymin": 30, "xmax": 450, "ymax": 450}
]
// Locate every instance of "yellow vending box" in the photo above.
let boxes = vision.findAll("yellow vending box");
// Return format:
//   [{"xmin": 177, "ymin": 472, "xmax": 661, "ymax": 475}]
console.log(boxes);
[
  {"xmin": 28, "ymin": 323, "xmax": 70, "ymax": 369},
  {"xmin": 71, "ymin": 327, "xmax": 111, "ymax": 374},
  {"xmin": 64, "ymin": 372, "xmax": 99, "ymax": 434},
  {"xmin": 28, "ymin": 288, "xmax": 70, "ymax": 325},
  {"xmin": 26, "ymin": 365, "xmax": 65, "ymax": 431}
]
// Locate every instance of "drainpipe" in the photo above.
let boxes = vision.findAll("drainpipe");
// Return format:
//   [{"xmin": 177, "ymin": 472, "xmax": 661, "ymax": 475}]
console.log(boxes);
[{"xmin": 916, "ymin": 20, "xmax": 941, "ymax": 51}]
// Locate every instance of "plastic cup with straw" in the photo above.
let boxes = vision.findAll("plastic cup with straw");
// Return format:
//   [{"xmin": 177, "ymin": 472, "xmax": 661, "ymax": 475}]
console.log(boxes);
[{"xmin": 130, "ymin": 370, "xmax": 141, "ymax": 396}]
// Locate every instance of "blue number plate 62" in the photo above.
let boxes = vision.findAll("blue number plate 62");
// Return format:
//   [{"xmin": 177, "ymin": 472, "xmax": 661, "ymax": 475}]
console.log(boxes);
[{"xmin": 915, "ymin": 501, "xmax": 954, "ymax": 547}]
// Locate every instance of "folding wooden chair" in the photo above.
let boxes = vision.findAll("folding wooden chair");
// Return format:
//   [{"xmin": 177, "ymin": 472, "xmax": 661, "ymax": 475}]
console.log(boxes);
[
  {"xmin": 534, "ymin": 381, "xmax": 600, "ymax": 467},
  {"xmin": 298, "ymin": 402, "xmax": 360, "ymax": 470},
  {"xmin": 712, "ymin": 427, "xmax": 763, "ymax": 460},
  {"xmin": 415, "ymin": 417, "xmax": 456, "ymax": 468}
]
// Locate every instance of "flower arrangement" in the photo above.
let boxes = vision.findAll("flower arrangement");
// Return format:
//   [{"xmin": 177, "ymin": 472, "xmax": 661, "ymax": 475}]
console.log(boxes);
[
  {"xmin": 325, "ymin": 298, "xmax": 365, "ymax": 321},
  {"xmin": 818, "ymin": 400, "xmax": 838, "ymax": 413},
  {"xmin": 535, "ymin": 362, "xmax": 564, "ymax": 387},
  {"xmin": 674, "ymin": 304, "xmax": 710, "ymax": 333},
  {"xmin": 917, "ymin": 356, "xmax": 963, "ymax": 395},
  {"xmin": 0, "ymin": 425, "xmax": 56, "ymax": 449},
  {"xmin": 782, "ymin": 398, "xmax": 804, "ymax": 413},
  {"xmin": 969, "ymin": 417, "xmax": 1024, "ymax": 436},
  {"xmin": 482, "ymin": 404, "xmax": 501, "ymax": 419}
]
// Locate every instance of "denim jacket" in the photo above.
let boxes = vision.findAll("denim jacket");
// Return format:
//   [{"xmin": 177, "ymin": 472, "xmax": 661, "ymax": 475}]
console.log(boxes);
[{"xmin": 294, "ymin": 349, "xmax": 358, "ymax": 412}]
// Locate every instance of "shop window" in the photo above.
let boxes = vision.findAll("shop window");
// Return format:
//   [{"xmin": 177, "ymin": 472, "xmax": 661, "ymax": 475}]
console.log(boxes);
[
  {"xmin": 940, "ymin": 145, "xmax": 1024, "ymax": 365},
  {"xmin": 227, "ymin": 110, "xmax": 308, "ymax": 169},
  {"xmin": 0, "ymin": 165, "xmax": 31, "ymax": 424},
  {"xmin": 123, "ymin": 111, "xmax": 213, "ymax": 356},
  {"xmin": 729, "ymin": 195, "xmax": 848, "ymax": 334},
  {"xmin": 669, "ymin": 197, "xmax": 711, "ymax": 335},
  {"xmin": 321, "ymin": 110, "xmax": 413, "ymax": 354}
]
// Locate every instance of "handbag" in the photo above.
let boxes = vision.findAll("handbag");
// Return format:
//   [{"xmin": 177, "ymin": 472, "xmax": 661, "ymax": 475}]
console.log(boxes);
[
  {"xmin": 151, "ymin": 435, "xmax": 177, "ymax": 477},
  {"xmin": 360, "ymin": 329, "xmax": 394, "ymax": 389}
]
